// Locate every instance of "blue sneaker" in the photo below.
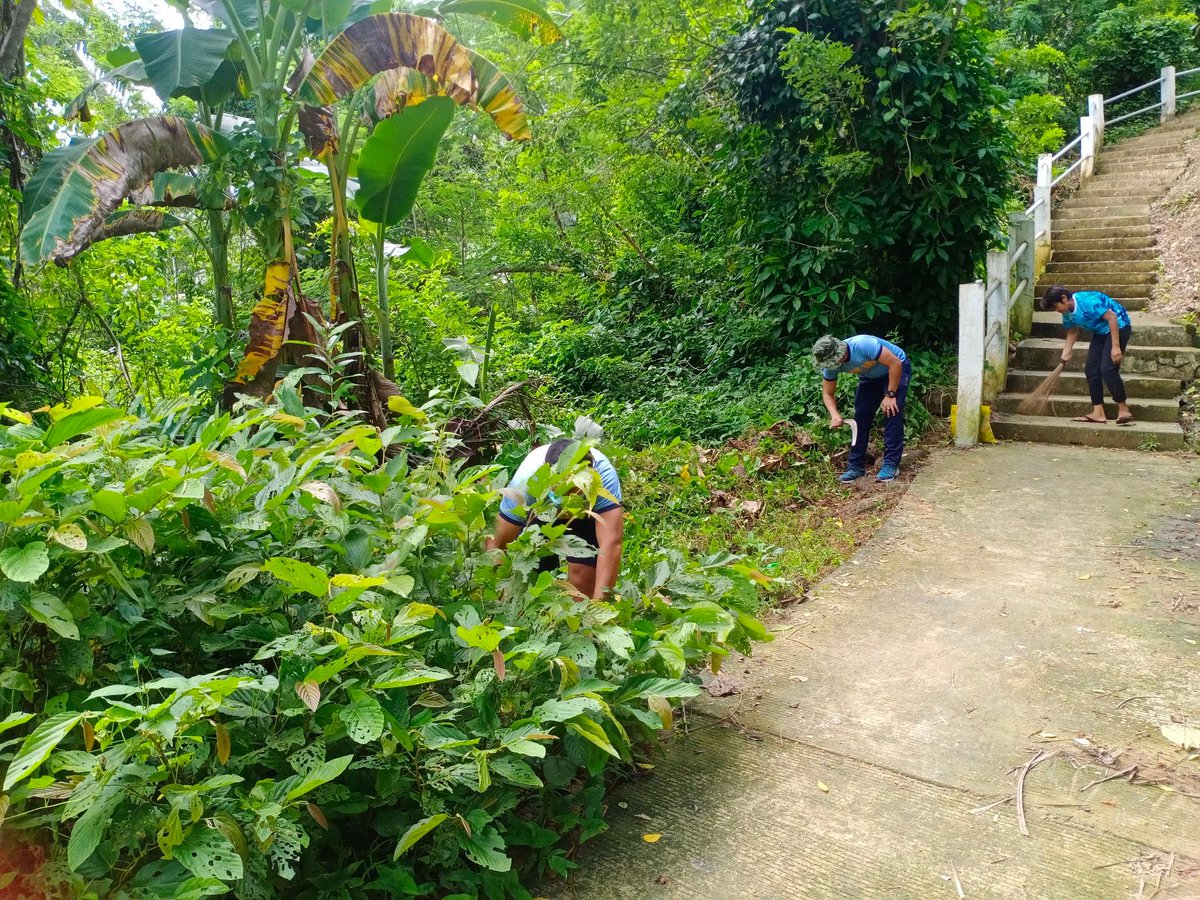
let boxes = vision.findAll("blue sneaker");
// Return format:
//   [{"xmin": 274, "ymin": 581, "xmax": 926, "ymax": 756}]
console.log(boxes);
[
  {"xmin": 876, "ymin": 464, "xmax": 898, "ymax": 482},
  {"xmin": 839, "ymin": 466, "xmax": 867, "ymax": 483}
]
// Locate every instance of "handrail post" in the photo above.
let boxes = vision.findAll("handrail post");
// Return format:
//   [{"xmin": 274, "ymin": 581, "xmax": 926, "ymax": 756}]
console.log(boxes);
[
  {"xmin": 1079, "ymin": 115, "xmax": 1095, "ymax": 182},
  {"xmin": 1162, "ymin": 66, "xmax": 1176, "ymax": 122},
  {"xmin": 956, "ymin": 281, "xmax": 985, "ymax": 448},
  {"xmin": 1034, "ymin": 153, "xmax": 1052, "ymax": 250},
  {"xmin": 1088, "ymin": 93, "xmax": 1105, "ymax": 149},
  {"xmin": 983, "ymin": 250, "xmax": 1010, "ymax": 403},
  {"xmin": 1009, "ymin": 213, "xmax": 1035, "ymax": 336}
]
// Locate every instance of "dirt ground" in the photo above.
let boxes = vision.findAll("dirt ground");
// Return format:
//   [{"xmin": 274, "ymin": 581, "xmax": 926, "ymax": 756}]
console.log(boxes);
[{"xmin": 1151, "ymin": 133, "xmax": 1200, "ymax": 320}]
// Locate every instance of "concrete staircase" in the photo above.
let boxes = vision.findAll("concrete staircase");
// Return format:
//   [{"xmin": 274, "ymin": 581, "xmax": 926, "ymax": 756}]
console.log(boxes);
[{"xmin": 992, "ymin": 111, "xmax": 1200, "ymax": 451}]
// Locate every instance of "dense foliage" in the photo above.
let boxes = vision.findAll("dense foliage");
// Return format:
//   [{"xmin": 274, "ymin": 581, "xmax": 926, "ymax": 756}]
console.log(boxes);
[{"xmin": 0, "ymin": 394, "xmax": 768, "ymax": 897}]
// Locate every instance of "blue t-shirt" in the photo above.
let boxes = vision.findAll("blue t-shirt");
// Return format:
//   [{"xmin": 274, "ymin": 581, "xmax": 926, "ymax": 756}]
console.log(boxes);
[
  {"xmin": 821, "ymin": 335, "xmax": 908, "ymax": 381},
  {"xmin": 1062, "ymin": 291, "xmax": 1131, "ymax": 336},
  {"xmin": 499, "ymin": 444, "xmax": 622, "ymax": 525}
]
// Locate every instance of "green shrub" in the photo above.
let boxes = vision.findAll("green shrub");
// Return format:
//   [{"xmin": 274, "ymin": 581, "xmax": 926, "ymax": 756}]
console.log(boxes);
[{"xmin": 0, "ymin": 393, "xmax": 768, "ymax": 898}]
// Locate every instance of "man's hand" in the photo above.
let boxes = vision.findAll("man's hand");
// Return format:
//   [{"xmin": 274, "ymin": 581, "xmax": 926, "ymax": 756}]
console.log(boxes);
[
  {"xmin": 881, "ymin": 396, "xmax": 899, "ymax": 417},
  {"xmin": 1111, "ymin": 346, "xmax": 1124, "ymax": 365},
  {"xmin": 830, "ymin": 413, "xmax": 844, "ymax": 429},
  {"xmin": 1061, "ymin": 349, "xmax": 1073, "ymax": 363}
]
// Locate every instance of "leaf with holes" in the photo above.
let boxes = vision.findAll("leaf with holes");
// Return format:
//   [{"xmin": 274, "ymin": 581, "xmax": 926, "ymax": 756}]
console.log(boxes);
[
  {"xmin": 22, "ymin": 592, "xmax": 79, "ymax": 640},
  {"xmin": 343, "ymin": 695, "xmax": 384, "ymax": 744},
  {"xmin": 48, "ymin": 524, "xmax": 87, "ymax": 551},
  {"xmin": 176, "ymin": 825, "xmax": 244, "ymax": 882},
  {"xmin": 491, "ymin": 754, "xmax": 542, "ymax": 787}
]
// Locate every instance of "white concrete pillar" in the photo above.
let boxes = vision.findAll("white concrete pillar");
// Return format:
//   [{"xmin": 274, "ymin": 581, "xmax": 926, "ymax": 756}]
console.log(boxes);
[
  {"xmin": 1088, "ymin": 93, "xmax": 1105, "ymax": 148},
  {"xmin": 1033, "ymin": 153, "xmax": 1053, "ymax": 248},
  {"xmin": 983, "ymin": 250, "xmax": 1011, "ymax": 404},
  {"xmin": 1162, "ymin": 66, "xmax": 1176, "ymax": 122},
  {"xmin": 1079, "ymin": 115, "xmax": 1094, "ymax": 182},
  {"xmin": 956, "ymin": 281, "xmax": 985, "ymax": 448},
  {"xmin": 1008, "ymin": 213, "xmax": 1035, "ymax": 337}
]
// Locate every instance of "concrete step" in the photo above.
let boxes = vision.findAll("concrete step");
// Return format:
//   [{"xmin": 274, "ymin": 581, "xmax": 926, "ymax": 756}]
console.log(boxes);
[
  {"xmin": 1114, "ymin": 133, "xmax": 1193, "ymax": 146},
  {"xmin": 1044, "ymin": 260, "xmax": 1159, "ymax": 274},
  {"xmin": 992, "ymin": 392, "xmax": 1180, "ymax": 422},
  {"xmin": 1056, "ymin": 204, "xmax": 1150, "ymax": 219},
  {"xmin": 1039, "ymin": 271, "xmax": 1156, "ymax": 286},
  {"xmin": 1037, "ymin": 283, "xmax": 1152, "ymax": 299},
  {"xmin": 1052, "ymin": 237, "xmax": 1157, "ymax": 252},
  {"xmin": 1051, "ymin": 248, "xmax": 1158, "ymax": 262},
  {"xmin": 1095, "ymin": 161, "xmax": 1186, "ymax": 175},
  {"xmin": 1051, "ymin": 225, "xmax": 1156, "ymax": 241},
  {"xmin": 1080, "ymin": 176, "xmax": 1176, "ymax": 190},
  {"xmin": 990, "ymin": 413, "xmax": 1185, "ymax": 450},
  {"xmin": 1064, "ymin": 190, "xmax": 1170, "ymax": 205},
  {"xmin": 1030, "ymin": 311, "xmax": 1193, "ymax": 346},
  {"xmin": 1004, "ymin": 369, "xmax": 1181, "ymax": 399},
  {"xmin": 1015, "ymin": 339, "xmax": 1200, "ymax": 379},
  {"xmin": 1099, "ymin": 145, "xmax": 1186, "ymax": 160}
]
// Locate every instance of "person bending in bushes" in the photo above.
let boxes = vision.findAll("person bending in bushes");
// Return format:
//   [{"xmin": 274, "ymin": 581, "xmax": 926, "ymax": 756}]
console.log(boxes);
[
  {"xmin": 1040, "ymin": 285, "xmax": 1134, "ymax": 426},
  {"xmin": 812, "ymin": 333, "xmax": 911, "ymax": 483},
  {"xmin": 486, "ymin": 439, "xmax": 624, "ymax": 599}
]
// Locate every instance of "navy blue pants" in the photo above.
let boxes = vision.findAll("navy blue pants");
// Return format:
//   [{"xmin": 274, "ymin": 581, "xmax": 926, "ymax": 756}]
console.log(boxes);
[{"xmin": 849, "ymin": 361, "xmax": 911, "ymax": 470}]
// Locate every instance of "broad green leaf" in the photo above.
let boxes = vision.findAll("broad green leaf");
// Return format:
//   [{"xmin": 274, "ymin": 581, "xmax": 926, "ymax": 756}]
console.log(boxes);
[
  {"xmin": 437, "ymin": 0, "xmax": 562, "ymax": 44},
  {"xmin": 491, "ymin": 754, "xmax": 542, "ymax": 787},
  {"xmin": 43, "ymin": 406, "xmax": 123, "ymax": 448},
  {"xmin": 0, "ymin": 542, "xmax": 49, "ymax": 583},
  {"xmin": 566, "ymin": 716, "xmax": 619, "ymax": 758},
  {"xmin": 393, "ymin": 813, "xmax": 447, "ymax": 860},
  {"xmin": 534, "ymin": 697, "xmax": 601, "ymax": 723},
  {"xmin": 3, "ymin": 713, "xmax": 84, "ymax": 790},
  {"xmin": 68, "ymin": 786, "xmax": 122, "ymax": 870},
  {"xmin": 284, "ymin": 754, "xmax": 352, "ymax": 802},
  {"xmin": 355, "ymin": 97, "xmax": 455, "ymax": 227},
  {"xmin": 0, "ymin": 712, "xmax": 34, "ymax": 735},
  {"xmin": 343, "ymin": 695, "xmax": 384, "ymax": 744},
  {"xmin": 461, "ymin": 825, "xmax": 511, "ymax": 872},
  {"xmin": 176, "ymin": 825, "xmax": 244, "ymax": 882},
  {"xmin": 262, "ymin": 557, "xmax": 329, "ymax": 597},
  {"xmin": 92, "ymin": 489, "xmax": 127, "ymax": 521},
  {"xmin": 133, "ymin": 28, "xmax": 235, "ymax": 103},
  {"xmin": 386, "ymin": 395, "xmax": 426, "ymax": 420},
  {"xmin": 373, "ymin": 666, "xmax": 452, "ymax": 690},
  {"xmin": 419, "ymin": 724, "xmax": 478, "ymax": 750},
  {"xmin": 21, "ymin": 138, "xmax": 100, "ymax": 226},
  {"xmin": 21, "ymin": 117, "xmax": 229, "ymax": 266},
  {"xmin": 22, "ymin": 592, "xmax": 79, "ymax": 640},
  {"xmin": 616, "ymin": 675, "xmax": 702, "ymax": 703}
]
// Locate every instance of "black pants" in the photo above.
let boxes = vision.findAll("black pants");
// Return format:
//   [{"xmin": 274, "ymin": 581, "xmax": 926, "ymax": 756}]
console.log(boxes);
[
  {"xmin": 1084, "ymin": 325, "xmax": 1131, "ymax": 406},
  {"xmin": 850, "ymin": 361, "xmax": 911, "ymax": 470}
]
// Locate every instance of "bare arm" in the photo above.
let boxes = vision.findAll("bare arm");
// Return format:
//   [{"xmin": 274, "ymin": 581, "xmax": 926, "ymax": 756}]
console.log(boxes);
[
  {"xmin": 487, "ymin": 516, "xmax": 522, "ymax": 552},
  {"xmin": 1062, "ymin": 326, "xmax": 1080, "ymax": 361},
  {"xmin": 591, "ymin": 507, "xmax": 624, "ymax": 599},
  {"xmin": 1103, "ymin": 311, "xmax": 1123, "ymax": 362},
  {"xmin": 822, "ymin": 378, "xmax": 843, "ymax": 427},
  {"xmin": 878, "ymin": 347, "xmax": 904, "ymax": 416}
]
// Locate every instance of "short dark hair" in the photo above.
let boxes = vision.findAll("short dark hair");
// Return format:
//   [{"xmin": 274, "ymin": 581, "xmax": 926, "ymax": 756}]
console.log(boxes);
[{"xmin": 1040, "ymin": 285, "xmax": 1072, "ymax": 311}]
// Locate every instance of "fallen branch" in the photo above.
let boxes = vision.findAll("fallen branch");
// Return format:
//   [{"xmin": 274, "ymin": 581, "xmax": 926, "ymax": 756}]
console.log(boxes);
[
  {"xmin": 1016, "ymin": 750, "xmax": 1057, "ymax": 837},
  {"xmin": 1081, "ymin": 765, "xmax": 1137, "ymax": 792},
  {"xmin": 1116, "ymin": 696, "xmax": 1160, "ymax": 710}
]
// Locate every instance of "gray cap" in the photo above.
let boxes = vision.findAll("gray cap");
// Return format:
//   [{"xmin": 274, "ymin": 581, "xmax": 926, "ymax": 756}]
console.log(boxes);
[{"xmin": 811, "ymin": 335, "xmax": 848, "ymax": 370}]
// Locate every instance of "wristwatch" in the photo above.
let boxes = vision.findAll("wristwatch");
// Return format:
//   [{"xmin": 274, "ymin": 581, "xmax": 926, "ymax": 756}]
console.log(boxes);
[{"xmin": 885, "ymin": 390, "xmax": 897, "ymax": 398}]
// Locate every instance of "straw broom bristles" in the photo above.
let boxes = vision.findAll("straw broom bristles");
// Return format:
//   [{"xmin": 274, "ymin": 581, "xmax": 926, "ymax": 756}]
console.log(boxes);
[{"xmin": 1018, "ymin": 362, "xmax": 1065, "ymax": 415}]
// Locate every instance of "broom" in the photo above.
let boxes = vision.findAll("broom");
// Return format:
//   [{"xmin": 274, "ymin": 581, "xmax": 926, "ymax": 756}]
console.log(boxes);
[{"xmin": 1018, "ymin": 362, "xmax": 1065, "ymax": 415}]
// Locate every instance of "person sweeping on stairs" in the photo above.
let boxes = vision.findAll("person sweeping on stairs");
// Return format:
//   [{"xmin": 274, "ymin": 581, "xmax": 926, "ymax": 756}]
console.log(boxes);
[
  {"xmin": 1040, "ymin": 285, "xmax": 1135, "ymax": 426},
  {"xmin": 813, "ymin": 334, "xmax": 911, "ymax": 483}
]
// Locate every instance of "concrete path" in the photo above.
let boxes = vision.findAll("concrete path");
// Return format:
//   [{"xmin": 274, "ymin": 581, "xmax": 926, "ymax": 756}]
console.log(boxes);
[{"xmin": 554, "ymin": 444, "xmax": 1200, "ymax": 899}]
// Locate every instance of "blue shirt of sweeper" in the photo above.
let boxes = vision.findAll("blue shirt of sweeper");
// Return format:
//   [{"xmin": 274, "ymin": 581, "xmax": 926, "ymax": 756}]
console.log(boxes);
[
  {"xmin": 499, "ymin": 445, "xmax": 622, "ymax": 526},
  {"xmin": 821, "ymin": 335, "xmax": 908, "ymax": 381},
  {"xmin": 1061, "ymin": 291, "xmax": 1131, "ymax": 336}
]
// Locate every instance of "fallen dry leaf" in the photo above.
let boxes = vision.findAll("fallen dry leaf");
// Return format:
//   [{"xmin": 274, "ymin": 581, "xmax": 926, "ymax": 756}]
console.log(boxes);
[
  {"xmin": 818, "ymin": 781, "xmax": 829, "ymax": 792},
  {"xmin": 643, "ymin": 833, "xmax": 662, "ymax": 843},
  {"xmin": 1160, "ymin": 724, "xmax": 1200, "ymax": 750}
]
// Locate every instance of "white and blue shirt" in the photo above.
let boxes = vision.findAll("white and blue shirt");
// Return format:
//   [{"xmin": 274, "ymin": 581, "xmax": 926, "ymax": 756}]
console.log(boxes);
[
  {"xmin": 1062, "ymin": 291, "xmax": 1131, "ymax": 336},
  {"xmin": 499, "ymin": 445, "xmax": 622, "ymax": 525},
  {"xmin": 821, "ymin": 335, "xmax": 908, "ymax": 381}
]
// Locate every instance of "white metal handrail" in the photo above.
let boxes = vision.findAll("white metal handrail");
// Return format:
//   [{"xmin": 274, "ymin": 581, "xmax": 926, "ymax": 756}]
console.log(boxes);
[{"xmin": 956, "ymin": 61, "xmax": 1197, "ymax": 448}]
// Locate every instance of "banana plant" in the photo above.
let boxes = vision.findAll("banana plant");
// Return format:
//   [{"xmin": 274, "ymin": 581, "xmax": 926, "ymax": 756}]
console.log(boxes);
[{"xmin": 19, "ymin": 0, "xmax": 558, "ymax": 417}]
